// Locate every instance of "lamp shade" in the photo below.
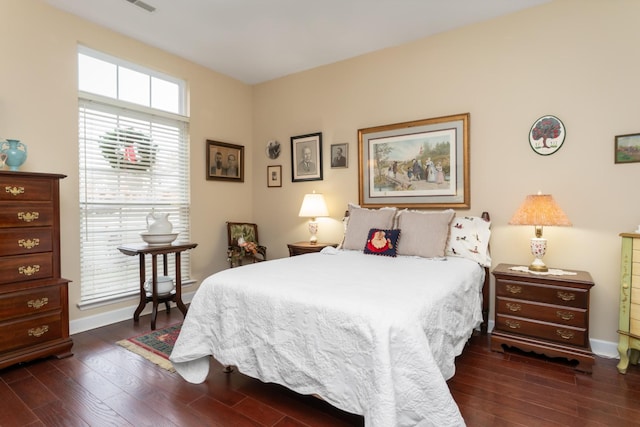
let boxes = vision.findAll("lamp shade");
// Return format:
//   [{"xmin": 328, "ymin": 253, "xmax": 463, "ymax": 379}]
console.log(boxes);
[
  {"xmin": 298, "ymin": 192, "xmax": 329, "ymax": 218},
  {"xmin": 509, "ymin": 194, "xmax": 571, "ymax": 226}
]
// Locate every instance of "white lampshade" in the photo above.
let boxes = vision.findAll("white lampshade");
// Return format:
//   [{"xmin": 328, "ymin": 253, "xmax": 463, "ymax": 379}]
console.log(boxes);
[
  {"xmin": 298, "ymin": 192, "xmax": 329, "ymax": 244},
  {"xmin": 298, "ymin": 192, "xmax": 329, "ymax": 218}
]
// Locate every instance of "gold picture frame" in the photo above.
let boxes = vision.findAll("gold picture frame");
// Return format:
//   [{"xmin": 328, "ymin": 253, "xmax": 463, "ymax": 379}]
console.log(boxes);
[{"xmin": 358, "ymin": 113, "xmax": 470, "ymax": 209}]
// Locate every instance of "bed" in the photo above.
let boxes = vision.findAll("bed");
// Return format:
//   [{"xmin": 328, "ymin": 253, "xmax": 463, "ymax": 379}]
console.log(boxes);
[{"xmin": 170, "ymin": 206, "xmax": 491, "ymax": 427}]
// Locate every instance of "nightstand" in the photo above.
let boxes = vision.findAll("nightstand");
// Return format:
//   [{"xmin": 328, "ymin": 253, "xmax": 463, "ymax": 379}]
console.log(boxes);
[
  {"xmin": 287, "ymin": 242, "xmax": 338, "ymax": 257},
  {"xmin": 491, "ymin": 263, "xmax": 595, "ymax": 372}
]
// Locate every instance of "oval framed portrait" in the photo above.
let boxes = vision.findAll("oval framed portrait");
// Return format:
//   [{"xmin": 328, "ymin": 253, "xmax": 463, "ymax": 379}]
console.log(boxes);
[
  {"xmin": 528, "ymin": 115, "xmax": 566, "ymax": 156},
  {"xmin": 266, "ymin": 140, "xmax": 281, "ymax": 159}
]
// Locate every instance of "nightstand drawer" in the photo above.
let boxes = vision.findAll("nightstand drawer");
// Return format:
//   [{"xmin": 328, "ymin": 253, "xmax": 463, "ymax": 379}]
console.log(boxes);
[
  {"xmin": 496, "ymin": 314, "xmax": 587, "ymax": 347},
  {"xmin": 496, "ymin": 297, "xmax": 586, "ymax": 327},
  {"xmin": 496, "ymin": 278, "xmax": 588, "ymax": 308}
]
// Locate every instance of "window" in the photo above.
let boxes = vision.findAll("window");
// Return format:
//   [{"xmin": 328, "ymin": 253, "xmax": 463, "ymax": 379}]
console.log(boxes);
[{"xmin": 78, "ymin": 46, "xmax": 190, "ymax": 307}]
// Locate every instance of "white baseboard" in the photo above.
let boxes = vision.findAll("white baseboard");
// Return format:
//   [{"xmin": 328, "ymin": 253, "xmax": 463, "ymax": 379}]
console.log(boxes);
[
  {"xmin": 486, "ymin": 320, "xmax": 619, "ymax": 360},
  {"xmin": 69, "ymin": 291, "xmax": 195, "ymax": 335}
]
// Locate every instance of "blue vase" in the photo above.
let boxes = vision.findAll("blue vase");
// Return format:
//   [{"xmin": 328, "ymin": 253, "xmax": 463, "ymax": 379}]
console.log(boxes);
[{"xmin": 1, "ymin": 139, "xmax": 27, "ymax": 171}]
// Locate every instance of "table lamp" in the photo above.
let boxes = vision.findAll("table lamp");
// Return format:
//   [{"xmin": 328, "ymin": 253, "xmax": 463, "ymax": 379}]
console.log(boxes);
[
  {"xmin": 509, "ymin": 192, "xmax": 571, "ymax": 272},
  {"xmin": 298, "ymin": 192, "xmax": 329, "ymax": 244}
]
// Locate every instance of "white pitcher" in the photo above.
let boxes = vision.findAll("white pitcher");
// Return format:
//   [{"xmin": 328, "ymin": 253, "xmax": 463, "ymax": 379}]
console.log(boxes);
[{"xmin": 146, "ymin": 212, "xmax": 173, "ymax": 234}]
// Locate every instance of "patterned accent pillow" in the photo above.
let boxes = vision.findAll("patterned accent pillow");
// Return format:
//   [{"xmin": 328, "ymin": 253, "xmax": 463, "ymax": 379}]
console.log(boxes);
[
  {"xmin": 445, "ymin": 216, "xmax": 492, "ymax": 267},
  {"xmin": 395, "ymin": 209, "xmax": 455, "ymax": 258},
  {"xmin": 363, "ymin": 228, "xmax": 400, "ymax": 257},
  {"xmin": 341, "ymin": 203, "xmax": 397, "ymax": 250}
]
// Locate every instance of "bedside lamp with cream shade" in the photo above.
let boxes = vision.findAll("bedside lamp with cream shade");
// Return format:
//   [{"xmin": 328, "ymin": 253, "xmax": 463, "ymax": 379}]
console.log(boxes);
[
  {"xmin": 298, "ymin": 192, "xmax": 329, "ymax": 244},
  {"xmin": 509, "ymin": 192, "xmax": 571, "ymax": 272}
]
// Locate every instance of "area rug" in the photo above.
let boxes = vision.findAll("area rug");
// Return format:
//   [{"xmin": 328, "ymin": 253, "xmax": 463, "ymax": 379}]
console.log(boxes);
[{"xmin": 116, "ymin": 323, "xmax": 182, "ymax": 372}]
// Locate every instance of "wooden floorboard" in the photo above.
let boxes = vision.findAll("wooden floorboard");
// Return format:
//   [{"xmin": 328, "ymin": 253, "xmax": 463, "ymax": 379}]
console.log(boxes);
[{"xmin": 1, "ymin": 308, "xmax": 639, "ymax": 426}]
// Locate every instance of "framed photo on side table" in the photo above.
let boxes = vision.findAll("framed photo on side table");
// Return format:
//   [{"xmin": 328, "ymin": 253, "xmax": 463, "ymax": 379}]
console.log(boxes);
[
  {"xmin": 291, "ymin": 132, "xmax": 323, "ymax": 182},
  {"xmin": 206, "ymin": 140, "xmax": 244, "ymax": 182},
  {"xmin": 358, "ymin": 113, "xmax": 470, "ymax": 209},
  {"xmin": 267, "ymin": 165, "xmax": 282, "ymax": 187}
]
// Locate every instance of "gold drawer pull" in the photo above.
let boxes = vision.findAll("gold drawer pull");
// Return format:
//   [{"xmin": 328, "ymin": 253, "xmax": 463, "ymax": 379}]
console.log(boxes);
[
  {"xmin": 28, "ymin": 325, "xmax": 49, "ymax": 337},
  {"xmin": 557, "ymin": 291, "xmax": 576, "ymax": 301},
  {"xmin": 27, "ymin": 298, "xmax": 49, "ymax": 309},
  {"xmin": 556, "ymin": 310, "xmax": 575, "ymax": 321},
  {"xmin": 5, "ymin": 186, "xmax": 25, "ymax": 196},
  {"xmin": 18, "ymin": 238, "xmax": 40, "ymax": 249},
  {"xmin": 505, "ymin": 320, "xmax": 521, "ymax": 329},
  {"xmin": 556, "ymin": 329, "xmax": 575, "ymax": 340},
  {"xmin": 506, "ymin": 303, "xmax": 522, "ymax": 312},
  {"xmin": 18, "ymin": 265, "xmax": 40, "ymax": 276},
  {"xmin": 506, "ymin": 284, "xmax": 522, "ymax": 294},
  {"xmin": 18, "ymin": 212, "xmax": 40, "ymax": 222}
]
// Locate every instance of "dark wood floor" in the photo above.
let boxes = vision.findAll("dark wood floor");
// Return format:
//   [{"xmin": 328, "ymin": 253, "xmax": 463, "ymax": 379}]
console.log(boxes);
[{"xmin": 1, "ymin": 308, "xmax": 639, "ymax": 426}]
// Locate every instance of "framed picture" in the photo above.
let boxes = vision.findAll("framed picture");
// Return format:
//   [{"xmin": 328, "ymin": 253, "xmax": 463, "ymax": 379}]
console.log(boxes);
[
  {"xmin": 267, "ymin": 165, "xmax": 282, "ymax": 187},
  {"xmin": 291, "ymin": 132, "xmax": 323, "ymax": 182},
  {"xmin": 330, "ymin": 143, "xmax": 348, "ymax": 168},
  {"xmin": 529, "ymin": 115, "xmax": 566, "ymax": 156},
  {"xmin": 206, "ymin": 140, "xmax": 244, "ymax": 182},
  {"xmin": 615, "ymin": 133, "xmax": 640, "ymax": 164},
  {"xmin": 358, "ymin": 113, "xmax": 470, "ymax": 209}
]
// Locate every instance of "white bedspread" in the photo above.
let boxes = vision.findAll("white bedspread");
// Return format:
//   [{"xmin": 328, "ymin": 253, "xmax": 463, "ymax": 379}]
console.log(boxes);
[{"xmin": 170, "ymin": 250, "xmax": 484, "ymax": 427}]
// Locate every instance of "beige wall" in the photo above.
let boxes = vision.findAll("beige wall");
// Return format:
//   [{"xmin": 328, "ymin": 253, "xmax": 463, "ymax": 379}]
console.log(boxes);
[
  {"xmin": 252, "ymin": 0, "xmax": 640, "ymax": 347},
  {"xmin": 1, "ymin": 0, "xmax": 637, "ymax": 348},
  {"xmin": 0, "ymin": 1, "xmax": 253, "ymax": 325}
]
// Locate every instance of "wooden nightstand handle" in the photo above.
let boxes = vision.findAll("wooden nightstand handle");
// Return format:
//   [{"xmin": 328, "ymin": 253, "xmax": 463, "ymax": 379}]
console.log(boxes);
[
  {"xmin": 556, "ymin": 291, "xmax": 575, "ymax": 301},
  {"xmin": 506, "ymin": 303, "xmax": 522, "ymax": 312},
  {"xmin": 505, "ymin": 320, "xmax": 521, "ymax": 329},
  {"xmin": 506, "ymin": 284, "xmax": 522, "ymax": 294}
]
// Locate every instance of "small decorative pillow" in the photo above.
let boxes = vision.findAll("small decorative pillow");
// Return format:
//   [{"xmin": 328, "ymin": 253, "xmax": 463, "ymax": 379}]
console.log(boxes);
[
  {"xmin": 395, "ymin": 209, "xmax": 455, "ymax": 258},
  {"xmin": 363, "ymin": 228, "xmax": 400, "ymax": 257},
  {"xmin": 342, "ymin": 203, "xmax": 397, "ymax": 250},
  {"xmin": 445, "ymin": 216, "xmax": 492, "ymax": 267}
]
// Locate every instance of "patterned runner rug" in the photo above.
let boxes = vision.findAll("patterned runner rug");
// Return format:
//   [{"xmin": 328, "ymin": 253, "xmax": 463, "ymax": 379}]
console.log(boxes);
[{"xmin": 116, "ymin": 323, "xmax": 182, "ymax": 372}]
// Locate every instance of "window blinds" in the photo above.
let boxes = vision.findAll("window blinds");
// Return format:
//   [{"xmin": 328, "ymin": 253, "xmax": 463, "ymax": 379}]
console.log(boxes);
[{"xmin": 78, "ymin": 97, "xmax": 191, "ymax": 306}]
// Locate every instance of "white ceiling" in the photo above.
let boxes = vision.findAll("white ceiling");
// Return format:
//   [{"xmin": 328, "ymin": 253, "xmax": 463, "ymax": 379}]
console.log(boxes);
[{"xmin": 46, "ymin": 0, "xmax": 550, "ymax": 85}]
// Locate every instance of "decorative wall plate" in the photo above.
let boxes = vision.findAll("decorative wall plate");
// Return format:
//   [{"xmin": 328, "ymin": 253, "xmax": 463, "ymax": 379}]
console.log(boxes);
[
  {"xmin": 529, "ymin": 115, "xmax": 566, "ymax": 156},
  {"xmin": 266, "ymin": 140, "xmax": 281, "ymax": 159}
]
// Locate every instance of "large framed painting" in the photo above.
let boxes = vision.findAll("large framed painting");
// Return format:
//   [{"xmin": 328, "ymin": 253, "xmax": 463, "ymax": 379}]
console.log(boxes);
[
  {"xmin": 358, "ymin": 113, "xmax": 470, "ymax": 209},
  {"xmin": 291, "ymin": 132, "xmax": 323, "ymax": 182},
  {"xmin": 206, "ymin": 140, "xmax": 244, "ymax": 182}
]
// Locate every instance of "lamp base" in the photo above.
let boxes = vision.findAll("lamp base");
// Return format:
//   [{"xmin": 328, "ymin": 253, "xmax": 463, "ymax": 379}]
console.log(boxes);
[
  {"xmin": 528, "ymin": 237, "xmax": 548, "ymax": 272},
  {"xmin": 308, "ymin": 219, "xmax": 318, "ymax": 244}
]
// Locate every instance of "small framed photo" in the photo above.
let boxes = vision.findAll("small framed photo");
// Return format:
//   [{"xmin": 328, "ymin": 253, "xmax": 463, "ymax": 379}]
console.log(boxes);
[
  {"xmin": 206, "ymin": 140, "xmax": 244, "ymax": 182},
  {"xmin": 267, "ymin": 165, "xmax": 282, "ymax": 187},
  {"xmin": 528, "ymin": 115, "xmax": 566, "ymax": 156},
  {"xmin": 330, "ymin": 143, "xmax": 348, "ymax": 168},
  {"xmin": 291, "ymin": 132, "xmax": 323, "ymax": 182},
  {"xmin": 615, "ymin": 133, "xmax": 640, "ymax": 164}
]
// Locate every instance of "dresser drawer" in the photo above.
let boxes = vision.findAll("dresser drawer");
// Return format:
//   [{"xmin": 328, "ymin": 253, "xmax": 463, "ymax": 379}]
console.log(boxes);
[
  {"xmin": 0, "ymin": 177, "xmax": 52, "ymax": 201},
  {"xmin": 495, "ymin": 278, "xmax": 588, "ymax": 309},
  {"xmin": 0, "ymin": 312, "xmax": 63, "ymax": 354},
  {"xmin": 0, "ymin": 203, "xmax": 54, "ymax": 228},
  {"xmin": 496, "ymin": 314, "xmax": 587, "ymax": 347},
  {"xmin": 0, "ymin": 286, "xmax": 61, "ymax": 320},
  {"xmin": 0, "ymin": 253, "xmax": 53, "ymax": 284},
  {"xmin": 0, "ymin": 228, "xmax": 53, "ymax": 256},
  {"xmin": 496, "ymin": 296, "xmax": 586, "ymax": 327}
]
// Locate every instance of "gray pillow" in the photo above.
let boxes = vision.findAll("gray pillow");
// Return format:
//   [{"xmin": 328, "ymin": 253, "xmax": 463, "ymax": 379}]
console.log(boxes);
[
  {"xmin": 342, "ymin": 204, "xmax": 397, "ymax": 250},
  {"xmin": 396, "ymin": 209, "xmax": 455, "ymax": 258}
]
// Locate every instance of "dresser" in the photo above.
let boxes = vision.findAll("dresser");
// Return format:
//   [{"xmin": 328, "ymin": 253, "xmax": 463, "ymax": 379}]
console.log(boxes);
[
  {"xmin": 491, "ymin": 263, "xmax": 595, "ymax": 372},
  {"xmin": 0, "ymin": 171, "xmax": 72, "ymax": 369},
  {"xmin": 617, "ymin": 232, "xmax": 640, "ymax": 374},
  {"xmin": 287, "ymin": 241, "xmax": 338, "ymax": 256}
]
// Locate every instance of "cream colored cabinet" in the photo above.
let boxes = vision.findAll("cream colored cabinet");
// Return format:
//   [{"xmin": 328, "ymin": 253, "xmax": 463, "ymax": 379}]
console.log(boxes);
[{"xmin": 617, "ymin": 232, "xmax": 640, "ymax": 374}]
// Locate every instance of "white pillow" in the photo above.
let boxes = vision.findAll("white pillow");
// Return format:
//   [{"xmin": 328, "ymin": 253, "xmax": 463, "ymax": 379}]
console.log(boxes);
[
  {"xmin": 445, "ymin": 216, "xmax": 492, "ymax": 267},
  {"xmin": 395, "ymin": 209, "xmax": 455, "ymax": 258},
  {"xmin": 341, "ymin": 203, "xmax": 397, "ymax": 250}
]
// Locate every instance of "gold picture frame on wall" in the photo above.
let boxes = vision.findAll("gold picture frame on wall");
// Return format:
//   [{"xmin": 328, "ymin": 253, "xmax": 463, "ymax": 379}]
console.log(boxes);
[
  {"xmin": 358, "ymin": 113, "xmax": 470, "ymax": 209},
  {"xmin": 206, "ymin": 140, "xmax": 244, "ymax": 182}
]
